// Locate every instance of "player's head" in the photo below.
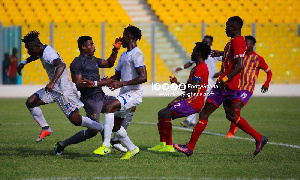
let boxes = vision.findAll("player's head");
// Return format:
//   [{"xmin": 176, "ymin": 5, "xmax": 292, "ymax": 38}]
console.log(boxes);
[
  {"xmin": 21, "ymin": 31, "xmax": 43, "ymax": 57},
  {"xmin": 122, "ymin": 25, "xmax": 142, "ymax": 48},
  {"xmin": 78, "ymin": 36, "xmax": 95, "ymax": 56},
  {"xmin": 226, "ymin": 16, "xmax": 243, "ymax": 37},
  {"xmin": 245, "ymin": 35, "xmax": 256, "ymax": 53},
  {"xmin": 202, "ymin": 35, "xmax": 213, "ymax": 47},
  {"xmin": 191, "ymin": 42, "xmax": 211, "ymax": 62}
]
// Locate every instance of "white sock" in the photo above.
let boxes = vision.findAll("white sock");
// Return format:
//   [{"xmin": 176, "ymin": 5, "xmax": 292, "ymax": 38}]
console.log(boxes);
[
  {"xmin": 103, "ymin": 113, "xmax": 114, "ymax": 148},
  {"xmin": 187, "ymin": 113, "xmax": 197, "ymax": 124},
  {"xmin": 115, "ymin": 126, "xmax": 136, "ymax": 151},
  {"xmin": 29, "ymin": 107, "xmax": 48, "ymax": 127},
  {"xmin": 81, "ymin": 116, "xmax": 103, "ymax": 131}
]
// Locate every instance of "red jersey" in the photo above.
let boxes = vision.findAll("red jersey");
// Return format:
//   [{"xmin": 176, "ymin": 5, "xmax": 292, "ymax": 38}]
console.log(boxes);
[
  {"xmin": 219, "ymin": 36, "xmax": 246, "ymax": 90},
  {"xmin": 239, "ymin": 51, "xmax": 270, "ymax": 94},
  {"xmin": 186, "ymin": 62, "xmax": 209, "ymax": 112}
]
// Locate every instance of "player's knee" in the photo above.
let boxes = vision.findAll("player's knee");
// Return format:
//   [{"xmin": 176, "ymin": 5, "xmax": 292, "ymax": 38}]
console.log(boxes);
[
  {"xmin": 69, "ymin": 116, "xmax": 82, "ymax": 126},
  {"xmin": 226, "ymin": 114, "xmax": 236, "ymax": 122},
  {"xmin": 25, "ymin": 98, "xmax": 34, "ymax": 108},
  {"xmin": 106, "ymin": 105, "xmax": 115, "ymax": 113},
  {"xmin": 85, "ymin": 129, "xmax": 98, "ymax": 138}
]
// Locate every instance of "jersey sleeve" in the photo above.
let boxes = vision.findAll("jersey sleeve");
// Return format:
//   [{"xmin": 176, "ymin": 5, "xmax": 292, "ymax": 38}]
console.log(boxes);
[
  {"xmin": 232, "ymin": 37, "xmax": 246, "ymax": 59},
  {"xmin": 95, "ymin": 57, "xmax": 103, "ymax": 66},
  {"xmin": 258, "ymin": 56, "xmax": 270, "ymax": 72},
  {"xmin": 192, "ymin": 65, "xmax": 204, "ymax": 82},
  {"xmin": 43, "ymin": 47, "xmax": 61, "ymax": 65},
  {"xmin": 70, "ymin": 58, "xmax": 82, "ymax": 75},
  {"xmin": 115, "ymin": 57, "xmax": 122, "ymax": 72},
  {"xmin": 133, "ymin": 51, "xmax": 145, "ymax": 69}
]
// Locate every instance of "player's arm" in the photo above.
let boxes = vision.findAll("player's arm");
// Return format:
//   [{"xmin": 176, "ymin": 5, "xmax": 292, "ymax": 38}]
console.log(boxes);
[
  {"xmin": 109, "ymin": 70, "xmax": 121, "ymax": 81},
  {"xmin": 16, "ymin": 56, "xmax": 39, "ymax": 75},
  {"xmin": 98, "ymin": 37, "xmax": 122, "ymax": 68},
  {"xmin": 219, "ymin": 57, "xmax": 244, "ymax": 90},
  {"xmin": 259, "ymin": 58, "xmax": 273, "ymax": 93},
  {"xmin": 109, "ymin": 66, "xmax": 147, "ymax": 91},
  {"xmin": 211, "ymin": 50, "xmax": 224, "ymax": 57},
  {"xmin": 175, "ymin": 61, "xmax": 193, "ymax": 73},
  {"xmin": 45, "ymin": 59, "xmax": 66, "ymax": 92}
]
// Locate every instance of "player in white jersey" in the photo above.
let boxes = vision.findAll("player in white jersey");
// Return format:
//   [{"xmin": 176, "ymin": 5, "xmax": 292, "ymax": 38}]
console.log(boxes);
[
  {"xmin": 83, "ymin": 25, "xmax": 147, "ymax": 159},
  {"xmin": 175, "ymin": 36, "xmax": 222, "ymax": 127},
  {"xmin": 17, "ymin": 31, "xmax": 104, "ymax": 142}
]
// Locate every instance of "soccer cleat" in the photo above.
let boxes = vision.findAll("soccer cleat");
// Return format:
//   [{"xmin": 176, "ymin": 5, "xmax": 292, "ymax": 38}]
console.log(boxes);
[
  {"xmin": 173, "ymin": 143, "xmax": 193, "ymax": 156},
  {"xmin": 53, "ymin": 142, "xmax": 64, "ymax": 155},
  {"xmin": 93, "ymin": 145, "xmax": 111, "ymax": 156},
  {"xmin": 225, "ymin": 132, "xmax": 235, "ymax": 138},
  {"xmin": 157, "ymin": 145, "xmax": 175, "ymax": 152},
  {"xmin": 253, "ymin": 136, "xmax": 268, "ymax": 155},
  {"xmin": 180, "ymin": 120, "xmax": 190, "ymax": 128},
  {"xmin": 36, "ymin": 127, "xmax": 53, "ymax": 142},
  {"xmin": 113, "ymin": 143, "xmax": 128, "ymax": 152},
  {"xmin": 147, "ymin": 142, "xmax": 166, "ymax": 151},
  {"xmin": 120, "ymin": 147, "xmax": 140, "ymax": 160}
]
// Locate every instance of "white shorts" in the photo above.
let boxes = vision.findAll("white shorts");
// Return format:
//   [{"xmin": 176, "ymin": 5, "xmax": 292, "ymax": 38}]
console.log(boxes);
[
  {"xmin": 114, "ymin": 90, "xmax": 143, "ymax": 118},
  {"xmin": 34, "ymin": 88, "xmax": 84, "ymax": 117}
]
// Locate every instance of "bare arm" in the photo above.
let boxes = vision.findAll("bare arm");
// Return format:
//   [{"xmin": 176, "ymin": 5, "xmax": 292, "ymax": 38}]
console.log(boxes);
[
  {"xmin": 45, "ymin": 59, "xmax": 66, "ymax": 92},
  {"xmin": 17, "ymin": 56, "xmax": 39, "ymax": 75},
  {"xmin": 175, "ymin": 61, "xmax": 193, "ymax": 73},
  {"xmin": 98, "ymin": 51, "xmax": 118, "ymax": 68}
]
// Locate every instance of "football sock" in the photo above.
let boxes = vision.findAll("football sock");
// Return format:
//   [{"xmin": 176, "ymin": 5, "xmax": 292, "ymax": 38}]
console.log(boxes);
[
  {"xmin": 158, "ymin": 118, "xmax": 165, "ymax": 142},
  {"xmin": 111, "ymin": 111, "xmax": 134, "ymax": 143},
  {"xmin": 228, "ymin": 108, "xmax": 241, "ymax": 134},
  {"xmin": 115, "ymin": 126, "xmax": 136, "ymax": 151},
  {"xmin": 103, "ymin": 113, "xmax": 114, "ymax": 147},
  {"xmin": 81, "ymin": 116, "xmax": 103, "ymax": 131},
  {"xmin": 29, "ymin": 107, "xmax": 48, "ymax": 127},
  {"xmin": 161, "ymin": 118, "xmax": 172, "ymax": 145},
  {"xmin": 60, "ymin": 130, "xmax": 88, "ymax": 148},
  {"xmin": 187, "ymin": 113, "xmax": 197, "ymax": 124},
  {"xmin": 187, "ymin": 118, "xmax": 208, "ymax": 151},
  {"xmin": 235, "ymin": 116, "xmax": 262, "ymax": 142}
]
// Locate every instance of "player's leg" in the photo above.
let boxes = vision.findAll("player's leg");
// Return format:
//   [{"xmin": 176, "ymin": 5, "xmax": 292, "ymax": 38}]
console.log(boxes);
[
  {"xmin": 111, "ymin": 107, "xmax": 136, "ymax": 152},
  {"xmin": 224, "ymin": 102, "xmax": 268, "ymax": 155},
  {"xmin": 54, "ymin": 96, "xmax": 102, "ymax": 155},
  {"xmin": 224, "ymin": 102, "xmax": 243, "ymax": 138},
  {"xmin": 181, "ymin": 113, "xmax": 197, "ymax": 127},
  {"xmin": 26, "ymin": 89, "xmax": 53, "ymax": 142}
]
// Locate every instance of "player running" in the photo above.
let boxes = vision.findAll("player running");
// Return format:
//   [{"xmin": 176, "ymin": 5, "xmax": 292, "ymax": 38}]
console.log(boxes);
[
  {"xmin": 148, "ymin": 42, "xmax": 211, "ymax": 153},
  {"xmin": 175, "ymin": 35, "xmax": 222, "ymax": 128},
  {"xmin": 17, "ymin": 31, "xmax": 104, "ymax": 142},
  {"xmin": 225, "ymin": 35, "xmax": 272, "ymax": 138},
  {"xmin": 53, "ymin": 35, "xmax": 126, "ymax": 155},
  {"xmin": 86, "ymin": 25, "xmax": 147, "ymax": 159},
  {"xmin": 173, "ymin": 16, "xmax": 268, "ymax": 156}
]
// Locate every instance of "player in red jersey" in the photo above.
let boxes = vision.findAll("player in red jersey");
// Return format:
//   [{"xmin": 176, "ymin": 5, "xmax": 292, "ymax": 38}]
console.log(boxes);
[
  {"xmin": 225, "ymin": 35, "xmax": 272, "ymax": 138},
  {"xmin": 174, "ymin": 16, "xmax": 268, "ymax": 156},
  {"xmin": 148, "ymin": 42, "xmax": 211, "ymax": 152}
]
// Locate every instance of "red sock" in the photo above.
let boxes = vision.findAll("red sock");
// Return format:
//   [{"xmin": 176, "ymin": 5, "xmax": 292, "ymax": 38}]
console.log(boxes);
[
  {"xmin": 157, "ymin": 118, "xmax": 165, "ymax": 142},
  {"xmin": 187, "ymin": 118, "xmax": 208, "ymax": 151},
  {"xmin": 159, "ymin": 118, "xmax": 172, "ymax": 145},
  {"xmin": 235, "ymin": 116, "xmax": 262, "ymax": 142},
  {"xmin": 228, "ymin": 108, "xmax": 240, "ymax": 134}
]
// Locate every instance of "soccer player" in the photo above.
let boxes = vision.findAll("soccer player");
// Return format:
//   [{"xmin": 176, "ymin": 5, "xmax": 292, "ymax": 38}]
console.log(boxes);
[
  {"xmin": 17, "ymin": 31, "xmax": 104, "ymax": 142},
  {"xmin": 148, "ymin": 42, "xmax": 211, "ymax": 153},
  {"xmin": 175, "ymin": 35, "xmax": 222, "ymax": 128},
  {"xmin": 88, "ymin": 25, "xmax": 147, "ymax": 159},
  {"xmin": 225, "ymin": 35, "xmax": 272, "ymax": 138},
  {"xmin": 53, "ymin": 35, "xmax": 126, "ymax": 155},
  {"xmin": 173, "ymin": 16, "xmax": 268, "ymax": 156}
]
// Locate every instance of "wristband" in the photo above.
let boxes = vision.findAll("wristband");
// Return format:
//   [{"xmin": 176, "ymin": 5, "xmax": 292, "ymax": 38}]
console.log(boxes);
[
  {"xmin": 21, "ymin": 60, "xmax": 27, "ymax": 65},
  {"xmin": 222, "ymin": 76, "xmax": 229, "ymax": 82},
  {"xmin": 112, "ymin": 49, "xmax": 118, "ymax": 54},
  {"xmin": 180, "ymin": 66, "xmax": 184, "ymax": 70},
  {"xmin": 94, "ymin": 81, "xmax": 97, "ymax": 87}
]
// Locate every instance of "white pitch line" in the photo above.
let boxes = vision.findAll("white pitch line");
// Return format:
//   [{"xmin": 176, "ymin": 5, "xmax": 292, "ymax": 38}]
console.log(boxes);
[
  {"xmin": 139, "ymin": 121, "xmax": 300, "ymax": 149},
  {"xmin": 25, "ymin": 177, "xmax": 209, "ymax": 180}
]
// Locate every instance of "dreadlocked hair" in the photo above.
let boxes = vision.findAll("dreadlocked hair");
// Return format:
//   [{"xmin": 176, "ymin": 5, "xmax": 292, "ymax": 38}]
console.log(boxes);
[
  {"xmin": 195, "ymin": 42, "xmax": 211, "ymax": 60},
  {"xmin": 124, "ymin": 24, "xmax": 142, "ymax": 41},
  {"xmin": 21, "ymin": 31, "xmax": 40, "ymax": 43}
]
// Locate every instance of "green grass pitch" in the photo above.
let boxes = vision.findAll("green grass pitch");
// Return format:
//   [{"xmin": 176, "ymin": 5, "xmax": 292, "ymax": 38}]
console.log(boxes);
[{"xmin": 0, "ymin": 97, "xmax": 299, "ymax": 179}]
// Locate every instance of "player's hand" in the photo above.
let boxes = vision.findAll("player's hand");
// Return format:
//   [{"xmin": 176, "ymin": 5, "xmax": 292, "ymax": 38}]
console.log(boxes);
[
  {"xmin": 45, "ymin": 82, "xmax": 55, "ymax": 92},
  {"xmin": 175, "ymin": 67, "xmax": 183, "ymax": 73},
  {"xmin": 261, "ymin": 85, "xmax": 269, "ymax": 93},
  {"xmin": 112, "ymin": 37, "xmax": 122, "ymax": 51},
  {"xmin": 80, "ymin": 78, "xmax": 95, "ymax": 88},
  {"xmin": 219, "ymin": 79, "xmax": 226, "ymax": 91},
  {"xmin": 108, "ymin": 81, "xmax": 123, "ymax": 91},
  {"xmin": 213, "ymin": 71, "xmax": 221, "ymax": 78},
  {"xmin": 17, "ymin": 63, "xmax": 25, "ymax": 76},
  {"xmin": 169, "ymin": 76, "xmax": 178, "ymax": 83},
  {"xmin": 101, "ymin": 76, "xmax": 108, "ymax": 80},
  {"xmin": 211, "ymin": 50, "xmax": 222, "ymax": 57}
]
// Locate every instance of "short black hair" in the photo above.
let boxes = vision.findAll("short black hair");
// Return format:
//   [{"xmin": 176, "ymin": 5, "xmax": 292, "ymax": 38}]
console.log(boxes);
[
  {"xmin": 195, "ymin": 42, "xmax": 211, "ymax": 60},
  {"xmin": 228, "ymin": 16, "xmax": 243, "ymax": 29},
  {"xmin": 21, "ymin": 31, "xmax": 40, "ymax": 44},
  {"xmin": 124, "ymin": 24, "xmax": 142, "ymax": 41},
  {"xmin": 78, "ymin": 36, "xmax": 92, "ymax": 50},
  {"xmin": 245, "ymin": 35, "xmax": 256, "ymax": 45},
  {"xmin": 204, "ymin": 35, "xmax": 213, "ymax": 42}
]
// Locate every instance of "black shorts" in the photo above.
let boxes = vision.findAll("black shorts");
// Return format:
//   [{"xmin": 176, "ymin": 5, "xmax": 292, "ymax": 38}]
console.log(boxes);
[{"xmin": 80, "ymin": 93, "xmax": 116, "ymax": 122}]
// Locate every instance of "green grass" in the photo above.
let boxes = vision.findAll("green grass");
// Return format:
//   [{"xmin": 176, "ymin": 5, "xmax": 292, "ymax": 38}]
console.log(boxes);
[{"xmin": 0, "ymin": 97, "xmax": 299, "ymax": 179}]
